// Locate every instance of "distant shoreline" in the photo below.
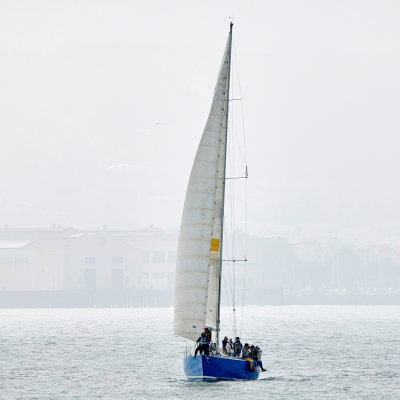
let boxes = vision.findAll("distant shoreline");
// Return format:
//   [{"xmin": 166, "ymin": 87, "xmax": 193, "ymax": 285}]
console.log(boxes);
[{"xmin": 0, "ymin": 290, "xmax": 399, "ymax": 307}]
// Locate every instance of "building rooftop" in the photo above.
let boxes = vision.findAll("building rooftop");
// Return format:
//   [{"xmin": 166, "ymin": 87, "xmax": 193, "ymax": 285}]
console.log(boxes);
[{"xmin": 0, "ymin": 240, "xmax": 34, "ymax": 249}]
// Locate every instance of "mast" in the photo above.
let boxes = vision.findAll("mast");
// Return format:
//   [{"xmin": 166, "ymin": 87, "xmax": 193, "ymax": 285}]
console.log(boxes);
[{"xmin": 216, "ymin": 22, "xmax": 233, "ymax": 352}]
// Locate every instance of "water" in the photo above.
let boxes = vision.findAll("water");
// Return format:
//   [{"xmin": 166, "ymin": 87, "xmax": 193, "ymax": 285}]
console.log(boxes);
[{"xmin": 0, "ymin": 306, "xmax": 399, "ymax": 399}]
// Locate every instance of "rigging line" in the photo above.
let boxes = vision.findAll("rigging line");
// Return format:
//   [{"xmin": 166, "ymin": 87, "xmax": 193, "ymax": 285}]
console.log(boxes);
[
  {"xmin": 239, "ymin": 147, "xmax": 248, "ymax": 339},
  {"xmin": 239, "ymin": 175, "xmax": 248, "ymax": 338},
  {"xmin": 233, "ymin": 43, "xmax": 249, "ymax": 338},
  {"xmin": 239, "ymin": 257, "xmax": 248, "ymax": 338},
  {"xmin": 229, "ymin": 52, "xmax": 247, "ymax": 276},
  {"xmin": 233, "ymin": 42, "xmax": 248, "ymax": 166},
  {"xmin": 223, "ymin": 223, "xmax": 234, "ymax": 309},
  {"xmin": 223, "ymin": 272, "xmax": 233, "ymax": 332},
  {"xmin": 227, "ymin": 112, "xmax": 246, "ymax": 261},
  {"xmin": 233, "ymin": 37, "xmax": 248, "ymax": 318},
  {"xmin": 228, "ymin": 71, "xmax": 236, "ymax": 266},
  {"xmin": 227, "ymin": 187, "xmax": 247, "ymax": 264},
  {"xmin": 229, "ymin": 80, "xmax": 237, "ymax": 329},
  {"xmin": 228, "ymin": 76, "xmax": 235, "ymax": 250},
  {"xmin": 225, "ymin": 78, "xmax": 236, "ymax": 322},
  {"xmin": 228, "ymin": 61, "xmax": 246, "ymax": 274},
  {"xmin": 244, "ymin": 140, "xmax": 248, "ymax": 269},
  {"xmin": 232, "ymin": 178, "xmax": 247, "ymax": 260},
  {"xmin": 230, "ymin": 103, "xmax": 246, "ymax": 166},
  {"xmin": 227, "ymin": 48, "xmax": 245, "ymax": 168},
  {"xmin": 214, "ymin": 216, "xmax": 233, "ymax": 300},
  {"xmin": 228, "ymin": 49, "xmax": 246, "ymax": 168},
  {"xmin": 236, "ymin": 224, "xmax": 247, "ymax": 261},
  {"xmin": 230, "ymin": 44, "xmax": 251, "ymax": 338},
  {"xmin": 230, "ymin": 102, "xmax": 246, "ymax": 167},
  {"xmin": 231, "ymin": 185, "xmax": 247, "ymax": 265},
  {"xmin": 222, "ymin": 267, "xmax": 233, "ymax": 329},
  {"xmin": 223, "ymin": 222, "xmax": 233, "ymax": 296},
  {"xmin": 224, "ymin": 223, "xmax": 236, "ymax": 335}
]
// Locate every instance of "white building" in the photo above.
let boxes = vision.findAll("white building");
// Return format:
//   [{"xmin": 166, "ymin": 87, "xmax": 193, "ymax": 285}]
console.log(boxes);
[{"xmin": 0, "ymin": 227, "xmax": 177, "ymax": 307}]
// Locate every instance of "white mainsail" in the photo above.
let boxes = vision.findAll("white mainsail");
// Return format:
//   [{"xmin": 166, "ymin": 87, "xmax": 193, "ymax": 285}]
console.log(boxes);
[{"xmin": 174, "ymin": 26, "xmax": 232, "ymax": 341}]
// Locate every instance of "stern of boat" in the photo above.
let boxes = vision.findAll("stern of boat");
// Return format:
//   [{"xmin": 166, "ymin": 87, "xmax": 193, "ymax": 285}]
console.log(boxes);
[{"xmin": 183, "ymin": 355, "xmax": 260, "ymax": 381}]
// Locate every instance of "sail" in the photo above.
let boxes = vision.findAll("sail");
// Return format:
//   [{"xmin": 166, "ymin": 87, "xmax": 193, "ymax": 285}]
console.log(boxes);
[{"xmin": 174, "ymin": 28, "xmax": 232, "ymax": 341}]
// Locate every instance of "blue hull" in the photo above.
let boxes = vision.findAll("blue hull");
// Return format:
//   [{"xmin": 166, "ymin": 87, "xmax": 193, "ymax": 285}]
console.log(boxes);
[{"xmin": 184, "ymin": 355, "xmax": 260, "ymax": 381}]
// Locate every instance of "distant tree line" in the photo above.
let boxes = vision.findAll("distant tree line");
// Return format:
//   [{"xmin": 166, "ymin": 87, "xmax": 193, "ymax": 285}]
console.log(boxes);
[{"xmin": 246, "ymin": 236, "xmax": 400, "ymax": 293}]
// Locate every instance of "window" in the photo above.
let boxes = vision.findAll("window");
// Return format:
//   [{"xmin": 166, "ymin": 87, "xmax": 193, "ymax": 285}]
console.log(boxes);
[
  {"xmin": 85, "ymin": 257, "xmax": 96, "ymax": 264},
  {"xmin": 143, "ymin": 252, "xmax": 150, "ymax": 263},
  {"xmin": 112, "ymin": 257, "xmax": 123, "ymax": 264},
  {"xmin": 15, "ymin": 257, "xmax": 29, "ymax": 264},
  {"xmin": 0, "ymin": 257, "xmax": 13, "ymax": 264},
  {"xmin": 167, "ymin": 251, "xmax": 176, "ymax": 263},
  {"xmin": 152, "ymin": 272, "xmax": 165, "ymax": 279},
  {"xmin": 144, "ymin": 273, "xmax": 149, "ymax": 279},
  {"xmin": 153, "ymin": 251, "xmax": 165, "ymax": 264}
]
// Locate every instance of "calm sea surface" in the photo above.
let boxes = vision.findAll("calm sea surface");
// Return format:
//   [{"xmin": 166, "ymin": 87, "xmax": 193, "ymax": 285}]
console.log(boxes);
[{"xmin": 0, "ymin": 306, "xmax": 399, "ymax": 399}]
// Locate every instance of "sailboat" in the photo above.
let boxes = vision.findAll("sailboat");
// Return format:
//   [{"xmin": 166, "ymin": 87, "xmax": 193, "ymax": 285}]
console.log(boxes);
[{"xmin": 173, "ymin": 23, "xmax": 260, "ymax": 381}]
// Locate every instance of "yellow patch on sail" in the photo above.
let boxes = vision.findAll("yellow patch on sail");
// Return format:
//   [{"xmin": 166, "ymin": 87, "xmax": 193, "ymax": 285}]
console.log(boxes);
[{"xmin": 211, "ymin": 238, "xmax": 220, "ymax": 252}]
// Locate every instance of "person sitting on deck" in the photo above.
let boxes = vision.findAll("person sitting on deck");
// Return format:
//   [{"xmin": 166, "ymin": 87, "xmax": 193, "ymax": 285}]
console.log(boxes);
[
  {"xmin": 233, "ymin": 337, "xmax": 242, "ymax": 357},
  {"xmin": 194, "ymin": 333, "xmax": 210, "ymax": 358},
  {"xmin": 222, "ymin": 336, "xmax": 228, "ymax": 354},
  {"xmin": 241, "ymin": 343, "xmax": 251, "ymax": 358},
  {"xmin": 241, "ymin": 343, "xmax": 255, "ymax": 371}
]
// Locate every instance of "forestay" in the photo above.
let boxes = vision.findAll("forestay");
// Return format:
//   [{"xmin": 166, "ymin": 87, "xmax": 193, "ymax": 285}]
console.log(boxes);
[{"xmin": 174, "ymin": 28, "xmax": 232, "ymax": 341}]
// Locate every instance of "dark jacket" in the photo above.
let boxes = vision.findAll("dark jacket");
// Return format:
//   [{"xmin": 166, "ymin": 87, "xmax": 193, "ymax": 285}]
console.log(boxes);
[
  {"xmin": 204, "ymin": 329, "xmax": 211, "ymax": 343},
  {"xmin": 234, "ymin": 340, "xmax": 242, "ymax": 351}
]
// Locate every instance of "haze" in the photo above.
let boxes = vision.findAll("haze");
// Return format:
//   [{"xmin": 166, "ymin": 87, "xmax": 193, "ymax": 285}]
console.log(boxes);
[{"xmin": 1, "ymin": 0, "xmax": 400, "ymax": 246}]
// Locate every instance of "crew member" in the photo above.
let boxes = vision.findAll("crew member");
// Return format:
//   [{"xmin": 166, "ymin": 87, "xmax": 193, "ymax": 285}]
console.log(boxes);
[
  {"xmin": 202, "ymin": 332, "xmax": 210, "ymax": 356},
  {"xmin": 204, "ymin": 328, "xmax": 212, "ymax": 343},
  {"xmin": 194, "ymin": 333, "xmax": 205, "ymax": 358},
  {"xmin": 226, "ymin": 338, "xmax": 234, "ymax": 356},
  {"xmin": 222, "ymin": 336, "xmax": 228, "ymax": 354},
  {"xmin": 241, "ymin": 343, "xmax": 255, "ymax": 371},
  {"xmin": 233, "ymin": 337, "xmax": 242, "ymax": 357},
  {"xmin": 254, "ymin": 346, "xmax": 267, "ymax": 371}
]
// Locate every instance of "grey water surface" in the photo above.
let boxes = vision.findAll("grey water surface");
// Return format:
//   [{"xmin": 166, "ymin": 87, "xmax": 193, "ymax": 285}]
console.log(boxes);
[{"xmin": 0, "ymin": 306, "xmax": 399, "ymax": 399}]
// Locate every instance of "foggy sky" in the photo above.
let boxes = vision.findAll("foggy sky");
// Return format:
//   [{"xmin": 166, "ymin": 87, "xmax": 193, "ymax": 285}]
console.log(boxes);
[{"xmin": 1, "ymin": 0, "xmax": 400, "ymax": 245}]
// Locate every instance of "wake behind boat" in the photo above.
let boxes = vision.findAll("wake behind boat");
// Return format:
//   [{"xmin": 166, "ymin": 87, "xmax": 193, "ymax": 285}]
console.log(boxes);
[{"xmin": 173, "ymin": 23, "xmax": 265, "ymax": 381}]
